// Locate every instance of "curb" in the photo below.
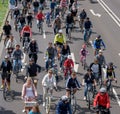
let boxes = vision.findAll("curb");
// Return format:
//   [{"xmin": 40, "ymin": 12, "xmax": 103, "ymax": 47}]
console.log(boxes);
[{"xmin": 0, "ymin": 2, "xmax": 10, "ymax": 41}]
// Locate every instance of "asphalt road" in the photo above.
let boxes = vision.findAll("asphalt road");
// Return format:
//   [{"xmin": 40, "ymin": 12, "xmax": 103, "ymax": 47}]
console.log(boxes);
[{"xmin": 0, "ymin": 0, "xmax": 120, "ymax": 114}]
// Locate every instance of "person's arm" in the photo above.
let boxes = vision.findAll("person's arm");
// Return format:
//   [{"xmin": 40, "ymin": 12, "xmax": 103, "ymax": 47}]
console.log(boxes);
[
  {"xmin": 67, "ymin": 102, "xmax": 72, "ymax": 114},
  {"xmin": 37, "ymin": 64, "xmax": 41, "ymax": 73},
  {"xmin": 93, "ymin": 40, "xmax": 96, "ymax": 49},
  {"xmin": 75, "ymin": 78, "xmax": 81, "ymax": 88},
  {"xmin": 67, "ymin": 45, "xmax": 71, "ymax": 55},
  {"xmin": 21, "ymin": 84, "xmax": 26, "ymax": 99},
  {"xmin": 101, "ymin": 39, "xmax": 106, "ymax": 49},
  {"xmin": 33, "ymin": 84, "xmax": 38, "ymax": 97},
  {"xmin": 99, "ymin": 64, "xmax": 102, "ymax": 76},
  {"xmin": 42, "ymin": 75, "xmax": 47, "ymax": 86},
  {"xmin": 112, "ymin": 68, "xmax": 116, "ymax": 78},
  {"xmin": 106, "ymin": 93, "xmax": 110, "ymax": 108},
  {"xmin": 93, "ymin": 94, "xmax": 99, "ymax": 108}
]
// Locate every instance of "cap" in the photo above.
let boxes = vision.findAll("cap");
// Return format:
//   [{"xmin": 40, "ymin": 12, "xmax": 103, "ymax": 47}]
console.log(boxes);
[
  {"xmin": 68, "ymin": 55, "xmax": 72, "ymax": 59},
  {"xmin": 58, "ymin": 29, "xmax": 63, "ymax": 33},
  {"xmin": 99, "ymin": 87, "xmax": 106, "ymax": 93},
  {"xmin": 61, "ymin": 95, "xmax": 68, "ymax": 101}
]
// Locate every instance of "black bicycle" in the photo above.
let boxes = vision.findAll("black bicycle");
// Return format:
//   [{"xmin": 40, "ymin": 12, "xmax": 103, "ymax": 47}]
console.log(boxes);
[
  {"xmin": 37, "ymin": 20, "xmax": 43, "ymax": 35},
  {"xmin": 2, "ymin": 72, "xmax": 14, "ymax": 101},
  {"xmin": 86, "ymin": 85, "xmax": 97, "ymax": 109}
]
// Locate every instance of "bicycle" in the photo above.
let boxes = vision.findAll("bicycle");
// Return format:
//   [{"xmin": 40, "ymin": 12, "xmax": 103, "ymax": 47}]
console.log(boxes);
[
  {"xmin": 79, "ymin": 18, "xmax": 84, "ymax": 32},
  {"xmin": 81, "ymin": 56, "xmax": 87, "ymax": 70},
  {"xmin": 93, "ymin": 106, "xmax": 111, "ymax": 114},
  {"xmin": 86, "ymin": 85, "xmax": 97, "ymax": 109},
  {"xmin": 2, "ymin": 72, "xmax": 14, "ymax": 101},
  {"xmin": 23, "ymin": 36, "xmax": 30, "ymax": 53},
  {"xmin": 4, "ymin": 35, "xmax": 10, "ymax": 46},
  {"xmin": 37, "ymin": 20, "xmax": 43, "ymax": 35}
]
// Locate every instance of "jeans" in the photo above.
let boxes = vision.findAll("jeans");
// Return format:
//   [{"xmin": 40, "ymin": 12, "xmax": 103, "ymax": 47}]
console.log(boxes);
[
  {"xmin": 84, "ymin": 83, "xmax": 92, "ymax": 97},
  {"xmin": 54, "ymin": 25, "xmax": 60, "ymax": 35},
  {"xmin": 29, "ymin": 53, "xmax": 38, "ymax": 63},
  {"xmin": 83, "ymin": 29, "xmax": 92, "ymax": 42},
  {"xmin": 93, "ymin": 72, "xmax": 100, "ymax": 83},
  {"xmin": 13, "ymin": 59, "xmax": 22, "ymax": 73},
  {"xmin": 45, "ymin": 58, "xmax": 55, "ymax": 70},
  {"xmin": 66, "ymin": 23, "xmax": 73, "ymax": 34}
]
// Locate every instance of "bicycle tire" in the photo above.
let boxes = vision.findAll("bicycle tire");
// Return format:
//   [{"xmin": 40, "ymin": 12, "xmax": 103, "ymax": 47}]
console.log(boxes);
[
  {"xmin": 45, "ymin": 96, "xmax": 51, "ymax": 114},
  {"xmin": 3, "ymin": 85, "xmax": 7, "ymax": 100},
  {"xmin": 4, "ymin": 37, "xmax": 9, "ymax": 46},
  {"xmin": 87, "ymin": 90, "xmax": 93, "ymax": 109},
  {"xmin": 71, "ymin": 96, "xmax": 77, "ymax": 114}
]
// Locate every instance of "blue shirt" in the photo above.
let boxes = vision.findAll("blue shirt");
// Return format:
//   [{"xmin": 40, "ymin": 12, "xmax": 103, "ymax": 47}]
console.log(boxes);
[{"xmin": 29, "ymin": 110, "xmax": 41, "ymax": 114}]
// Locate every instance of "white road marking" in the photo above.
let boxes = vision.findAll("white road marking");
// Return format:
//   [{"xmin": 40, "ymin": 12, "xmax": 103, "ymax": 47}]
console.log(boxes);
[
  {"xmin": 90, "ymin": 9, "xmax": 101, "ymax": 17},
  {"xmin": 71, "ymin": 53, "xmax": 79, "ymax": 72},
  {"xmin": 113, "ymin": 88, "xmax": 120, "ymax": 106},
  {"xmin": 97, "ymin": 0, "xmax": 120, "ymax": 27},
  {"xmin": 118, "ymin": 53, "xmax": 120, "ymax": 56},
  {"xmin": 43, "ymin": 30, "xmax": 46, "ymax": 39}
]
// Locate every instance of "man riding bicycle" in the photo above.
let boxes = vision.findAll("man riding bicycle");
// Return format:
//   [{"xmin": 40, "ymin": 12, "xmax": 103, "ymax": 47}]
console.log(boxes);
[
  {"xmin": 42, "ymin": 69, "xmax": 57, "ymax": 107},
  {"xmin": 56, "ymin": 95, "xmax": 72, "ymax": 114},
  {"xmin": 54, "ymin": 29, "xmax": 66, "ymax": 47},
  {"xmin": 93, "ymin": 35, "xmax": 106, "ymax": 56},
  {"xmin": 66, "ymin": 71, "xmax": 81, "ymax": 97},
  {"xmin": 82, "ymin": 68, "xmax": 96, "ymax": 100},
  {"xmin": 12, "ymin": 44, "xmax": 24, "ymax": 73},
  {"xmin": 93, "ymin": 87, "xmax": 110, "ymax": 114},
  {"xmin": 0, "ymin": 55, "xmax": 12, "ymax": 90},
  {"xmin": 28, "ymin": 39, "xmax": 39, "ymax": 63},
  {"xmin": 21, "ymin": 24, "xmax": 32, "ymax": 47},
  {"xmin": 63, "ymin": 55, "xmax": 74, "ymax": 78}
]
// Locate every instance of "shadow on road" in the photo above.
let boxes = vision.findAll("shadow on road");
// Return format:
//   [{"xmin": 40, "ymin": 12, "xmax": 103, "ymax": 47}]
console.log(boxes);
[{"xmin": 0, "ymin": 106, "xmax": 16, "ymax": 114}]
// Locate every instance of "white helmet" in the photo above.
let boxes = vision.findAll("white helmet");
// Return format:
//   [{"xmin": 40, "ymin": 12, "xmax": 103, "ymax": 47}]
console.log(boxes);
[
  {"xmin": 99, "ymin": 87, "xmax": 106, "ymax": 93},
  {"xmin": 61, "ymin": 95, "xmax": 68, "ymax": 101},
  {"xmin": 58, "ymin": 29, "xmax": 63, "ymax": 33}
]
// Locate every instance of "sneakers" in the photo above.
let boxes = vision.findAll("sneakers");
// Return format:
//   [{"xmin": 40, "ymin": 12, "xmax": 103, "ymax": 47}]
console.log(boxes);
[
  {"xmin": 1, "ymin": 85, "xmax": 4, "ymax": 89},
  {"xmin": 83, "ymin": 96, "xmax": 86, "ymax": 100},
  {"xmin": 43, "ymin": 102, "xmax": 45, "ymax": 107}
]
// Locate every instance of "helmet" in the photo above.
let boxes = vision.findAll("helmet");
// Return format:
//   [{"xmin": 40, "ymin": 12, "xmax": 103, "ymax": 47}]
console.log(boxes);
[
  {"xmin": 4, "ymin": 55, "xmax": 9, "ymax": 59},
  {"xmin": 58, "ymin": 29, "xmax": 63, "ymax": 33},
  {"xmin": 82, "ymin": 44, "xmax": 86, "ymax": 49},
  {"xmin": 29, "ymin": 58, "xmax": 34, "ymax": 62},
  {"xmin": 99, "ymin": 50, "xmax": 103, "ymax": 53},
  {"xmin": 56, "ymin": 15, "xmax": 59, "ymax": 18},
  {"xmin": 97, "ymin": 35, "xmax": 101, "ymax": 38},
  {"xmin": 99, "ymin": 87, "xmax": 106, "ymax": 93},
  {"xmin": 61, "ymin": 95, "xmax": 68, "ymax": 101},
  {"xmin": 67, "ymin": 55, "xmax": 72, "ymax": 59},
  {"xmin": 108, "ymin": 62, "xmax": 113, "ymax": 66}
]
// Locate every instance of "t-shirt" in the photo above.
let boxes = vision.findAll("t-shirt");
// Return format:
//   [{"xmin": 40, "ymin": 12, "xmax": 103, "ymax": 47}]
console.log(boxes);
[{"xmin": 84, "ymin": 73, "xmax": 95, "ymax": 84}]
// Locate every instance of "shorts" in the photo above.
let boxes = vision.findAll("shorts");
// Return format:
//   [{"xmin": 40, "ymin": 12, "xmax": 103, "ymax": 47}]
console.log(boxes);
[{"xmin": 1, "ymin": 72, "xmax": 11, "ymax": 82}]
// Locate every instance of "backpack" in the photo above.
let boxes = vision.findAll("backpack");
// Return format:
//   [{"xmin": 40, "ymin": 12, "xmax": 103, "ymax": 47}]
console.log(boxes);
[
  {"xmin": 95, "ymin": 39, "xmax": 101, "ymax": 48},
  {"xmin": 9, "ymin": 0, "xmax": 16, "ymax": 5},
  {"xmin": 81, "ymin": 49, "xmax": 86, "ymax": 56}
]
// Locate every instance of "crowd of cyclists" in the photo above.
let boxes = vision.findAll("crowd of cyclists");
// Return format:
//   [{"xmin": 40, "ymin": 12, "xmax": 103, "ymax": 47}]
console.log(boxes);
[{"xmin": 0, "ymin": 0, "xmax": 118, "ymax": 114}]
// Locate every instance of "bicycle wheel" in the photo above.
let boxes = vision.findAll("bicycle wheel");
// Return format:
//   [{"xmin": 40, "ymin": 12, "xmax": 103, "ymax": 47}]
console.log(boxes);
[
  {"xmin": 4, "ymin": 37, "xmax": 9, "ymax": 46},
  {"xmin": 68, "ymin": 29, "xmax": 71, "ymax": 40},
  {"xmin": 3, "ymin": 83, "xmax": 7, "ymax": 100},
  {"xmin": 87, "ymin": 90, "xmax": 93, "ymax": 109},
  {"xmin": 71, "ymin": 96, "xmax": 77, "ymax": 114},
  {"xmin": 45, "ymin": 96, "xmax": 51, "ymax": 114}
]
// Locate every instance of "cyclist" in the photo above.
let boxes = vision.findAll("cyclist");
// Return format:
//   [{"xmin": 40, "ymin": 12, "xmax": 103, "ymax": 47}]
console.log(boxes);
[
  {"xmin": 54, "ymin": 5, "xmax": 61, "ymax": 18},
  {"xmin": 26, "ymin": 58, "xmax": 41, "ymax": 88},
  {"xmin": 5, "ymin": 35, "xmax": 16, "ymax": 57},
  {"xmin": 0, "ymin": 55, "xmax": 12, "ymax": 90},
  {"xmin": 32, "ymin": 0, "xmax": 39, "ymax": 16},
  {"xmin": 12, "ymin": 44, "xmax": 23, "ymax": 73},
  {"xmin": 54, "ymin": 29, "xmax": 66, "ymax": 47},
  {"xmin": 53, "ymin": 15, "xmax": 62, "ymax": 34},
  {"xmin": 21, "ymin": 77, "xmax": 38, "ymax": 112},
  {"xmin": 66, "ymin": 71, "xmax": 81, "ymax": 97},
  {"xmin": 13, "ymin": 7, "xmax": 20, "ymax": 18},
  {"xmin": 3, "ymin": 21, "xmax": 12, "ymax": 38},
  {"xmin": 44, "ymin": 42, "xmax": 56, "ymax": 71},
  {"xmin": 71, "ymin": 6, "xmax": 77, "ymax": 24},
  {"xmin": 93, "ymin": 87, "xmax": 110, "ymax": 114},
  {"xmin": 90, "ymin": 59, "xmax": 102, "ymax": 84},
  {"xmin": 28, "ymin": 39, "xmax": 39, "ymax": 63},
  {"xmin": 64, "ymin": 55, "xmax": 74, "ymax": 78},
  {"xmin": 60, "ymin": 0, "xmax": 67, "ymax": 19},
  {"xmin": 21, "ymin": 24, "xmax": 32, "ymax": 47},
  {"xmin": 42, "ymin": 69, "xmax": 57, "ymax": 107},
  {"xmin": 45, "ymin": 11, "xmax": 51, "ymax": 27},
  {"xmin": 18, "ymin": 14, "xmax": 26, "ymax": 33},
  {"xmin": 69, "ymin": 0, "xmax": 74, "ymax": 10},
  {"xmin": 65, "ymin": 12, "xmax": 74, "ymax": 37},
  {"xmin": 104, "ymin": 62, "xmax": 117, "ymax": 90},
  {"xmin": 36, "ymin": 10, "xmax": 45, "ymax": 30},
  {"xmin": 39, "ymin": 0, "xmax": 46, "ymax": 10},
  {"xmin": 96, "ymin": 50, "xmax": 106, "ymax": 67},
  {"xmin": 50, "ymin": 0, "xmax": 56, "ymax": 19},
  {"xmin": 79, "ymin": 9, "xmax": 87, "ymax": 32},
  {"xmin": 26, "ymin": 12, "xmax": 33, "ymax": 28},
  {"xmin": 83, "ymin": 17, "xmax": 92, "ymax": 44},
  {"xmin": 79, "ymin": 44, "xmax": 89, "ymax": 66},
  {"xmin": 93, "ymin": 35, "xmax": 106, "ymax": 56},
  {"xmin": 82, "ymin": 68, "xmax": 96, "ymax": 100},
  {"xmin": 60, "ymin": 43, "xmax": 71, "ymax": 70},
  {"xmin": 56, "ymin": 95, "xmax": 72, "ymax": 114},
  {"xmin": 9, "ymin": 0, "xmax": 16, "ymax": 11}
]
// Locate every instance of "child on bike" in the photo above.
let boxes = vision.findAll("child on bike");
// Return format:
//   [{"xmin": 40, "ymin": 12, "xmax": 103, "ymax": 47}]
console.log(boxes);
[{"xmin": 79, "ymin": 44, "xmax": 89, "ymax": 66}]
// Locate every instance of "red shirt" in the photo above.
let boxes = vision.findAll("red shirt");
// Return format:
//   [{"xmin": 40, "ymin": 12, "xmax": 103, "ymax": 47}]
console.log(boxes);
[
  {"xmin": 36, "ymin": 12, "xmax": 44, "ymax": 20},
  {"xmin": 64, "ymin": 59, "xmax": 74, "ymax": 68},
  {"xmin": 93, "ymin": 92, "xmax": 110, "ymax": 108},
  {"xmin": 21, "ymin": 26, "xmax": 32, "ymax": 37}
]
